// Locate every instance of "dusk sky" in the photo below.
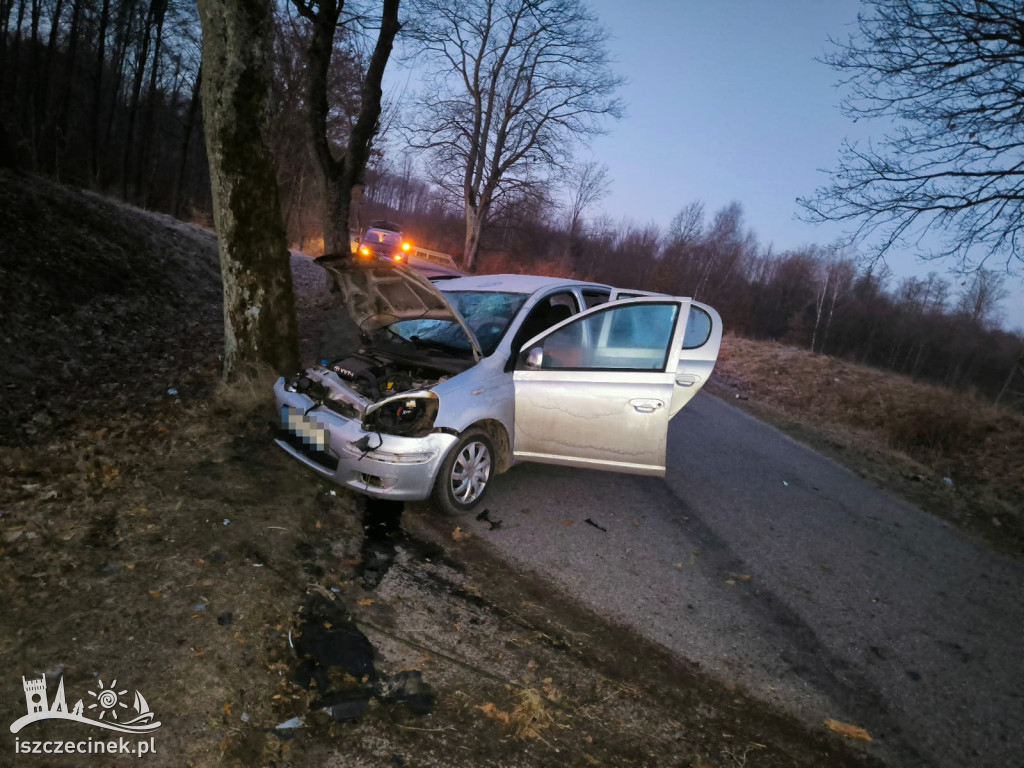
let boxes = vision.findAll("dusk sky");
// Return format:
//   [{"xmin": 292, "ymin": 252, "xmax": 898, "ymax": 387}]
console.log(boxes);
[{"xmin": 388, "ymin": 0, "xmax": 1023, "ymax": 330}]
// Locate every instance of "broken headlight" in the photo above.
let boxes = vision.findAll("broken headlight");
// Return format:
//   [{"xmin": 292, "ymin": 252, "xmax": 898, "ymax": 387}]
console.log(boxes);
[{"xmin": 362, "ymin": 393, "xmax": 439, "ymax": 437}]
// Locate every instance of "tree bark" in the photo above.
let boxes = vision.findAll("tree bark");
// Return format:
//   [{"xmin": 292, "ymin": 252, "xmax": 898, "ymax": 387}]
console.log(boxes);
[
  {"xmin": 463, "ymin": 198, "xmax": 489, "ymax": 272},
  {"xmin": 197, "ymin": 0, "xmax": 299, "ymax": 378}
]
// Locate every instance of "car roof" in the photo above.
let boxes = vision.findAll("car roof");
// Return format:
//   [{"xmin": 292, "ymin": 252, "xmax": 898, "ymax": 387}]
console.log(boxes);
[
  {"xmin": 436, "ymin": 273, "xmax": 610, "ymax": 295},
  {"xmin": 366, "ymin": 220, "xmax": 402, "ymax": 233}
]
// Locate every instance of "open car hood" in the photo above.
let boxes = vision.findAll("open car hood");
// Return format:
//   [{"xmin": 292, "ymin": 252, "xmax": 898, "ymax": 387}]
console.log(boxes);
[{"xmin": 316, "ymin": 255, "xmax": 482, "ymax": 361}]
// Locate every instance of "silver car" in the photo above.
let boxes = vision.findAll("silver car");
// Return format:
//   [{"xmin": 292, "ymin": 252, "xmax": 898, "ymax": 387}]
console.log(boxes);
[{"xmin": 274, "ymin": 257, "xmax": 722, "ymax": 515}]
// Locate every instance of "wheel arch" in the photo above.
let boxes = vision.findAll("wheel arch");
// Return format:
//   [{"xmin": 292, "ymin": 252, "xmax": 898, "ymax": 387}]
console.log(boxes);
[{"xmin": 468, "ymin": 418, "xmax": 511, "ymax": 474}]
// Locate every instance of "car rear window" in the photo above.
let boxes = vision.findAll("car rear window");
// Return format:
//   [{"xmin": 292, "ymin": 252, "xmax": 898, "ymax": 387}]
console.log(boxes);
[{"xmin": 682, "ymin": 306, "xmax": 712, "ymax": 349}]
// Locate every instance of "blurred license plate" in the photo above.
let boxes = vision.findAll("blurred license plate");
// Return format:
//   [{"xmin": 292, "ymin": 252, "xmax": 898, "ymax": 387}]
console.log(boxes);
[{"xmin": 281, "ymin": 406, "xmax": 328, "ymax": 452}]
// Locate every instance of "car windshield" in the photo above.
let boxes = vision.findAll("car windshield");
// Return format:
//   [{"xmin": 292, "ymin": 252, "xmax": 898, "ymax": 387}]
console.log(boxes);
[
  {"xmin": 364, "ymin": 229, "xmax": 401, "ymax": 247},
  {"xmin": 385, "ymin": 290, "xmax": 529, "ymax": 356}
]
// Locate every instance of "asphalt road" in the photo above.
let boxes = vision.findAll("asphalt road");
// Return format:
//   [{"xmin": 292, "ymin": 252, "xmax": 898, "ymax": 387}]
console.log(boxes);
[{"xmin": 470, "ymin": 392, "xmax": 1024, "ymax": 768}]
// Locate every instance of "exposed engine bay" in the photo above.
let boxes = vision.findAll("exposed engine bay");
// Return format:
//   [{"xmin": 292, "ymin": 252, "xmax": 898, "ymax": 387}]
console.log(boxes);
[
  {"xmin": 285, "ymin": 343, "xmax": 474, "ymax": 415},
  {"xmin": 326, "ymin": 349, "xmax": 454, "ymax": 401}
]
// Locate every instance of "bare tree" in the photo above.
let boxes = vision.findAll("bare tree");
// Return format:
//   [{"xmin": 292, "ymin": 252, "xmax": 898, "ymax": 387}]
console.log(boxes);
[
  {"xmin": 406, "ymin": 0, "xmax": 623, "ymax": 270},
  {"xmin": 564, "ymin": 159, "xmax": 609, "ymax": 268},
  {"xmin": 197, "ymin": 0, "xmax": 298, "ymax": 378},
  {"xmin": 290, "ymin": 0, "xmax": 401, "ymax": 254},
  {"xmin": 956, "ymin": 269, "xmax": 1008, "ymax": 328},
  {"xmin": 800, "ymin": 0, "xmax": 1024, "ymax": 272}
]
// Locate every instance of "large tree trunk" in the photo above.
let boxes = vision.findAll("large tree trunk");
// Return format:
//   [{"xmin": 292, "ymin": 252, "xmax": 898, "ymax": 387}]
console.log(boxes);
[
  {"xmin": 197, "ymin": 0, "xmax": 298, "ymax": 379},
  {"xmin": 463, "ymin": 202, "xmax": 485, "ymax": 272}
]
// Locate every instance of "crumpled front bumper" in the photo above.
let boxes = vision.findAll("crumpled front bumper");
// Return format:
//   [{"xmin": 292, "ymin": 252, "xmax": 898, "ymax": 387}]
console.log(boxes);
[{"xmin": 273, "ymin": 378, "xmax": 457, "ymax": 501}]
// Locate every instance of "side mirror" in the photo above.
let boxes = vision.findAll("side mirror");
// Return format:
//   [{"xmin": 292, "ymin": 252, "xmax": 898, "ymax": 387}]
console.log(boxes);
[{"xmin": 526, "ymin": 347, "xmax": 544, "ymax": 369}]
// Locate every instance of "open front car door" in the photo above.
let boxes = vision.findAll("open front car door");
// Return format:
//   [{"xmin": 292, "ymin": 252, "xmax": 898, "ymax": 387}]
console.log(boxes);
[{"xmin": 512, "ymin": 297, "xmax": 721, "ymax": 476}]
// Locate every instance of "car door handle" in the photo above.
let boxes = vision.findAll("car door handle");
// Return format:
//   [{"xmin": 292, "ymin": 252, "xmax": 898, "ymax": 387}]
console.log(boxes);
[
  {"xmin": 675, "ymin": 373, "xmax": 700, "ymax": 387},
  {"xmin": 629, "ymin": 398, "xmax": 664, "ymax": 414}
]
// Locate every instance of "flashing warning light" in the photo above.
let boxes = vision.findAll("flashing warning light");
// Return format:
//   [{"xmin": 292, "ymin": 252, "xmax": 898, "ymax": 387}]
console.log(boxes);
[
  {"xmin": 402, "ymin": 241, "xmax": 411, "ymax": 252},
  {"xmin": 360, "ymin": 246, "xmax": 371, "ymax": 256},
  {"xmin": 393, "ymin": 253, "xmax": 404, "ymax": 261}
]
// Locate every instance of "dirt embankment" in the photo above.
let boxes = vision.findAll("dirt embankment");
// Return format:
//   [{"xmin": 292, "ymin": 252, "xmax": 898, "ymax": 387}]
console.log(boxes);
[{"xmin": 0, "ymin": 172, "xmax": 881, "ymax": 767}]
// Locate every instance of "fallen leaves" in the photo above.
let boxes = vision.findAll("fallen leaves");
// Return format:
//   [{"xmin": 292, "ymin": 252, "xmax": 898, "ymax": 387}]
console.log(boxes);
[
  {"xmin": 452, "ymin": 527, "xmax": 471, "ymax": 541},
  {"xmin": 477, "ymin": 702, "xmax": 510, "ymax": 725},
  {"xmin": 824, "ymin": 718, "xmax": 872, "ymax": 742}
]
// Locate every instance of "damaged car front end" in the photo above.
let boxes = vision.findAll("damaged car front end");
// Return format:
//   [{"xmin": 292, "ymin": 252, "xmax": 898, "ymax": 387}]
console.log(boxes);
[
  {"xmin": 275, "ymin": 254, "xmax": 494, "ymax": 509},
  {"xmin": 275, "ymin": 255, "xmax": 723, "ymax": 515}
]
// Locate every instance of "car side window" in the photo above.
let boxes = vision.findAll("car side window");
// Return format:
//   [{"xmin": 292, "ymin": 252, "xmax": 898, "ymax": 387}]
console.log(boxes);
[
  {"xmin": 582, "ymin": 290, "xmax": 610, "ymax": 308},
  {"xmin": 682, "ymin": 305, "xmax": 712, "ymax": 349},
  {"xmin": 504, "ymin": 292, "xmax": 580, "ymax": 370},
  {"xmin": 530, "ymin": 302, "xmax": 679, "ymax": 371}
]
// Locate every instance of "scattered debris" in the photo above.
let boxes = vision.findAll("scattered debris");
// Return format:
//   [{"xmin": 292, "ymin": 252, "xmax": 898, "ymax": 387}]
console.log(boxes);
[
  {"xmin": 293, "ymin": 594, "xmax": 376, "ymax": 692},
  {"xmin": 584, "ymin": 518, "xmax": 607, "ymax": 533},
  {"xmin": 475, "ymin": 508, "xmax": 503, "ymax": 530},
  {"xmin": 217, "ymin": 612, "xmax": 233, "ymax": 626},
  {"xmin": 167, "ymin": 388, "xmax": 178, "ymax": 396},
  {"xmin": 824, "ymin": 719, "xmax": 871, "ymax": 742},
  {"xmin": 452, "ymin": 526, "xmax": 471, "ymax": 541},
  {"xmin": 274, "ymin": 716, "xmax": 304, "ymax": 730},
  {"xmin": 193, "ymin": 604, "xmax": 206, "ymax": 612},
  {"xmin": 782, "ymin": 480, "xmax": 789, "ymax": 487},
  {"xmin": 943, "ymin": 477, "xmax": 954, "ymax": 486},
  {"xmin": 315, "ymin": 689, "xmax": 372, "ymax": 721},
  {"xmin": 382, "ymin": 670, "xmax": 435, "ymax": 715},
  {"xmin": 222, "ymin": 518, "xmax": 230, "ymax": 526},
  {"xmin": 728, "ymin": 573, "xmax": 752, "ymax": 583}
]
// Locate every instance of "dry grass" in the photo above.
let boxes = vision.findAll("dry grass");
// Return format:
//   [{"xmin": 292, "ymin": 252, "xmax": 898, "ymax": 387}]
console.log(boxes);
[{"xmin": 709, "ymin": 334, "xmax": 1024, "ymax": 554}]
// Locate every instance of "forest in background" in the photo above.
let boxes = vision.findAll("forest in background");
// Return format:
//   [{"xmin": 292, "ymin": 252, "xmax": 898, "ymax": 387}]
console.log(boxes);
[{"xmin": 0, "ymin": 0, "xmax": 1021, "ymax": 407}]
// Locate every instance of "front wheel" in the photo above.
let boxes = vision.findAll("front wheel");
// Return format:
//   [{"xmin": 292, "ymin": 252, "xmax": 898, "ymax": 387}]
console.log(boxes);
[{"xmin": 431, "ymin": 429, "xmax": 494, "ymax": 517}]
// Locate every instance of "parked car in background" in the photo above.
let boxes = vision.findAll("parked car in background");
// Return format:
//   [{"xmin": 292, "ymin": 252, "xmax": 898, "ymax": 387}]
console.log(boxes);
[
  {"xmin": 356, "ymin": 220, "xmax": 412, "ymax": 262},
  {"xmin": 275, "ymin": 256, "xmax": 722, "ymax": 515}
]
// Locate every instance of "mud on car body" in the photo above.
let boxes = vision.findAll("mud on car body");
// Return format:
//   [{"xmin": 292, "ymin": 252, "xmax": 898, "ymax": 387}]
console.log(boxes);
[{"xmin": 274, "ymin": 255, "xmax": 722, "ymax": 515}]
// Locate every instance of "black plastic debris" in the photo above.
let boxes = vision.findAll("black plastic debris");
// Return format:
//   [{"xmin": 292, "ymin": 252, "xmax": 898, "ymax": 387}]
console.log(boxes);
[
  {"xmin": 293, "ymin": 594, "xmax": 376, "ymax": 693},
  {"xmin": 475, "ymin": 508, "xmax": 502, "ymax": 530},
  {"xmin": 585, "ymin": 518, "xmax": 608, "ymax": 532},
  {"xmin": 382, "ymin": 670, "xmax": 435, "ymax": 715},
  {"xmin": 217, "ymin": 612, "xmax": 234, "ymax": 626},
  {"xmin": 314, "ymin": 689, "xmax": 372, "ymax": 721}
]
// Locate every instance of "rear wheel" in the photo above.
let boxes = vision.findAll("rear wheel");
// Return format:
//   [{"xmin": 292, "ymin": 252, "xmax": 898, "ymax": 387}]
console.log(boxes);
[{"xmin": 431, "ymin": 429, "xmax": 494, "ymax": 517}]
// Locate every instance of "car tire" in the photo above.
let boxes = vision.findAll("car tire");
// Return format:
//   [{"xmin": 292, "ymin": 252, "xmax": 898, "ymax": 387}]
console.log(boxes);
[{"xmin": 431, "ymin": 429, "xmax": 495, "ymax": 517}]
